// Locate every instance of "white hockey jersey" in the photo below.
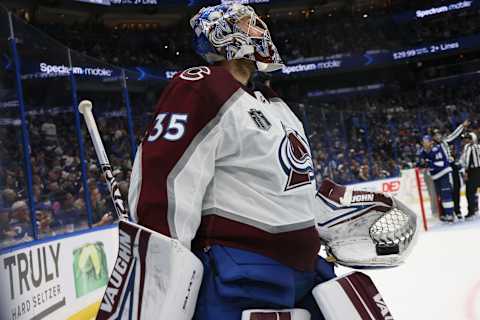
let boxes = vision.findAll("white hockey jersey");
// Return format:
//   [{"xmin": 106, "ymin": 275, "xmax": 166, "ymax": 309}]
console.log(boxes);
[{"xmin": 129, "ymin": 66, "xmax": 320, "ymax": 271}]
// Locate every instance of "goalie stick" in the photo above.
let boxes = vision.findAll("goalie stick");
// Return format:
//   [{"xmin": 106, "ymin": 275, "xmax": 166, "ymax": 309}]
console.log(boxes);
[
  {"xmin": 79, "ymin": 100, "xmax": 203, "ymax": 320},
  {"xmin": 78, "ymin": 100, "xmax": 130, "ymax": 222}
]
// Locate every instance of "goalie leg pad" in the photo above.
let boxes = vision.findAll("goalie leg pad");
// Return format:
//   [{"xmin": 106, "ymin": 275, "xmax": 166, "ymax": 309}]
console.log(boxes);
[
  {"xmin": 96, "ymin": 221, "xmax": 204, "ymax": 320},
  {"xmin": 242, "ymin": 309, "xmax": 311, "ymax": 320},
  {"xmin": 312, "ymin": 272, "xmax": 394, "ymax": 320}
]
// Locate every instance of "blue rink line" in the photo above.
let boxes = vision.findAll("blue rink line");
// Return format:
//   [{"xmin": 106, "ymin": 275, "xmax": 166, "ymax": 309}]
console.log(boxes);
[{"xmin": 0, "ymin": 223, "xmax": 118, "ymax": 255}]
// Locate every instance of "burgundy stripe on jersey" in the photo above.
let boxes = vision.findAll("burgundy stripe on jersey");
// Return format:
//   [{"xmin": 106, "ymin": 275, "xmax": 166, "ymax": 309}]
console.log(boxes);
[
  {"xmin": 136, "ymin": 66, "xmax": 241, "ymax": 237},
  {"xmin": 193, "ymin": 215, "xmax": 321, "ymax": 272}
]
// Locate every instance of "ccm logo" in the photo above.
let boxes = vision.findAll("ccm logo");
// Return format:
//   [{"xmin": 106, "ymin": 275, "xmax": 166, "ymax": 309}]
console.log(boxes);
[{"xmin": 382, "ymin": 181, "xmax": 400, "ymax": 193}]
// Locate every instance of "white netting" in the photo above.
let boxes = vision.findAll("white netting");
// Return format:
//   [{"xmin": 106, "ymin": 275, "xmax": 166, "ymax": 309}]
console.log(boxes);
[{"xmin": 370, "ymin": 208, "xmax": 414, "ymax": 247}]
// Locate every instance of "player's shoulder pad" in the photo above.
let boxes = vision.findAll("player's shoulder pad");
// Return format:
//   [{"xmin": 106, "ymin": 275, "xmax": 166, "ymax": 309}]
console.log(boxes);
[
  {"xmin": 154, "ymin": 66, "xmax": 242, "ymax": 117},
  {"xmin": 171, "ymin": 66, "xmax": 242, "ymax": 102}
]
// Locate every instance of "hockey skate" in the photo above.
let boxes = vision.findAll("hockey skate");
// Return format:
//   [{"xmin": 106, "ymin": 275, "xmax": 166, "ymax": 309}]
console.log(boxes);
[
  {"xmin": 439, "ymin": 214, "xmax": 455, "ymax": 223},
  {"xmin": 465, "ymin": 212, "xmax": 479, "ymax": 220}
]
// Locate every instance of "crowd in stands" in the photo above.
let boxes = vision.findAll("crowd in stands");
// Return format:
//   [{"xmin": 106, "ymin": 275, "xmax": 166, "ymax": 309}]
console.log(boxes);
[
  {"xmin": 0, "ymin": 106, "xmax": 134, "ymax": 248},
  {"xmin": 308, "ymin": 81, "xmax": 480, "ymax": 184},
  {"xmin": 33, "ymin": 21, "xmax": 203, "ymax": 69},
  {"xmin": 19, "ymin": 3, "xmax": 480, "ymax": 68},
  {"xmin": 400, "ymin": 7, "xmax": 480, "ymax": 47}
]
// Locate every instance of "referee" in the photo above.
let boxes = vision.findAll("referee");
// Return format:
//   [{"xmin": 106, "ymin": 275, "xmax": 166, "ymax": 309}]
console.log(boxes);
[{"xmin": 461, "ymin": 132, "xmax": 480, "ymax": 219}]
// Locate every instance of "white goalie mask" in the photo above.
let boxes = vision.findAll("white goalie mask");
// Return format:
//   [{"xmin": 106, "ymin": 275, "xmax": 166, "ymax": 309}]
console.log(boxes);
[
  {"xmin": 315, "ymin": 179, "xmax": 418, "ymax": 268},
  {"xmin": 190, "ymin": 4, "xmax": 284, "ymax": 72}
]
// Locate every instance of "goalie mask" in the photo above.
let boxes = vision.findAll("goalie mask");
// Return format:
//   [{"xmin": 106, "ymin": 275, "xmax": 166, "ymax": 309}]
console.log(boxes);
[{"xmin": 190, "ymin": 4, "xmax": 284, "ymax": 72}]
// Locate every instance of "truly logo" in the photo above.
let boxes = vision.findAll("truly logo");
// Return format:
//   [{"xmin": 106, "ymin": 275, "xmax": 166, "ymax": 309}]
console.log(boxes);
[
  {"xmin": 3, "ymin": 243, "xmax": 65, "ymax": 320},
  {"xmin": 72, "ymin": 242, "xmax": 109, "ymax": 298}
]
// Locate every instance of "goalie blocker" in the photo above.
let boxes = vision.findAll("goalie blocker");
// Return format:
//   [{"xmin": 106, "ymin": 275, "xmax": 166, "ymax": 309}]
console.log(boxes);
[{"xmin": 96, "ymin": 221, "xmax": 204, "ymax": 320}]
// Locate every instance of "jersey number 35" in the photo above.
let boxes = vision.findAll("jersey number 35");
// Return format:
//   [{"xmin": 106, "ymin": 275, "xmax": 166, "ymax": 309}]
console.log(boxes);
[{"xmin": 147, "ymin": 113, "xmax": 188, "ymax": 142}]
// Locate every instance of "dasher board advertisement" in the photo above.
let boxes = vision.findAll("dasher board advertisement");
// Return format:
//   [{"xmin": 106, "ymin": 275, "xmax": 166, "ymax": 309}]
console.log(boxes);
[{"xmin": 0, "ymin": 225, "xmax": 118, "ymax": 320}]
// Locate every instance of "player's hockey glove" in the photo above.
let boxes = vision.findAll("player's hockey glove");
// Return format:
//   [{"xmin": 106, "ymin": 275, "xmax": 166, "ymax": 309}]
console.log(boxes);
[{"xmin": 315, "ymin": 179, "xmax": 418, "ymax": 268}]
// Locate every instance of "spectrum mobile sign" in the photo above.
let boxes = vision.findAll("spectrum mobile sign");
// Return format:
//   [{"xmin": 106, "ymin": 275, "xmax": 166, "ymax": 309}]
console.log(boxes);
[
  {"xmin": 38, "ymin": 62, "xmax": 114, "ymax": 78},
  {"xmin": 415, "ymin": 1, "xmax": 473, "ymax": 18},
  {"xmin": 281, "ymin": 60, "xmax": 343, "ymax": 75}
]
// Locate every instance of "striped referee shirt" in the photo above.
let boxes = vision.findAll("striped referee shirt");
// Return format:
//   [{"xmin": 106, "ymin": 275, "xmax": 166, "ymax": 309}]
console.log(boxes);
[
  {"xmin": 462, "ymin": 143, "xmax": 480, "ymax": 170},
  {"xmin": 440, "ymin": 124, "xmax": 465, "ymax": 163}
]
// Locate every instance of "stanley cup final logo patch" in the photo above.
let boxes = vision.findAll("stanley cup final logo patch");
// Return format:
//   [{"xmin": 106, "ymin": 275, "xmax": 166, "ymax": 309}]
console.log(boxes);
[
  {"xmin": 278, "ymin": 124, "xmax": 315, "ymax": 191},
  {"xmin": 249, "ymin": 109, "xmax": 272, "ymax": 131}
]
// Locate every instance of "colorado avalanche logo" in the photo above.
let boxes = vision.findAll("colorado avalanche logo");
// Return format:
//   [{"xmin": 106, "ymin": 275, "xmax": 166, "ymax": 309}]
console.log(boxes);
[{"xmin": 278, "ymin": 124, "xmax": 315, "ymax": 191}]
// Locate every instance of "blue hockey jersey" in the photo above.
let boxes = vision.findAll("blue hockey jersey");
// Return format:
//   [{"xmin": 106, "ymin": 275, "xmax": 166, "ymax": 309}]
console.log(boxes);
[{"xmin": 419, "ymin": 145, "xmax": 452, "ymax": 180}]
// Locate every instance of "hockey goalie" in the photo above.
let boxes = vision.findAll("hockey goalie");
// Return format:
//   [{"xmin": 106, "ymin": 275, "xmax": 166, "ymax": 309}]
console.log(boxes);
[{"xmin": 96, "ymin": 4, "xmax": 418, "ymax": 320}]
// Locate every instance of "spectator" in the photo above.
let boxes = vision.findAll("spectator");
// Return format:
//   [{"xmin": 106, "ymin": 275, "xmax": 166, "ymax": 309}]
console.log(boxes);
[
  {"xmin": 0, "ymin": 208, "xmax": 10, "ymax": 242},
  {"xmin": 8, "ymin": 200, "xmax": 33, "ymax": 241},
  {"xmin": 86, "ymin": 186, "xmax": 114, "ymax": 227},
  {"xmin": 40, "ymin": 118, "xmax": 57, "ymax": 143},
  {"xmin": 0, "ymin": 189, "xmax": 17, "ymax": 209},
  {"xmin": 55, "ymin": 191, "xmax": 82, "ymax": 229},
  {"xmin": 36, "ymin": 205, "xmax": 55, "ymax": 237},
  {"xmin": 358, "ymin": 165, "xmax": 371, "ymax": 181}
]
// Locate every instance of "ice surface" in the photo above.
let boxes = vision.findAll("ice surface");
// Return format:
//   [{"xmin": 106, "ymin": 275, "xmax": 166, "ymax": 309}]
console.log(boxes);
[{"xmin": 337, "ymin": 218, "xmax": 480, "ymax": 320}]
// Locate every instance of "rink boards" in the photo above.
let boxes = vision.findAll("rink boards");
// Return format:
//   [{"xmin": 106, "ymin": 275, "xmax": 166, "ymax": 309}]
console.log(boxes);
[{"xmin": 0, "ymin": 225, "xmax": 118, "ymax": 320}]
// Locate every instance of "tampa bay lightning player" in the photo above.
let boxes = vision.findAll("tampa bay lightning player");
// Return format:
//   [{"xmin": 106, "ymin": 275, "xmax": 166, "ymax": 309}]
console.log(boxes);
[{"xmin": 419, "ymin": 135, "xmax": 455, "ymax": 222}]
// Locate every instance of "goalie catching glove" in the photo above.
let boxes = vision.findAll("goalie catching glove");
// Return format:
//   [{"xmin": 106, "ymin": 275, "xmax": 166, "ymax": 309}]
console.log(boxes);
[{"xmin": 315, "ymin": 179, "xmax": 418, "ymax": 268}]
